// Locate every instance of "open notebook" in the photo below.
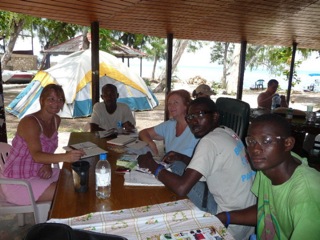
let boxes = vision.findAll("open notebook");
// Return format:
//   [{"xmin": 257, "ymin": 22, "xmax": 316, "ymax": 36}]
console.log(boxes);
[
  {"xmin": 106, "ymin": 135, "xmax": 137, "ymax": 146},
  {"xmin": 63, "ymin": 141, "xmax": 107, "ymax": 159}
]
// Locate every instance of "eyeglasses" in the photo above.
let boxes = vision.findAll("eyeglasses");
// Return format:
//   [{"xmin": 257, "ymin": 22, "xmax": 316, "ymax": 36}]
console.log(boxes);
[
  {"xmin": 245, "ymin": 136, "xmax": 285, "ymax": 147},
  {"xmin": 185, "ymin": 111, "xmax": 213, "ymax": 122}
]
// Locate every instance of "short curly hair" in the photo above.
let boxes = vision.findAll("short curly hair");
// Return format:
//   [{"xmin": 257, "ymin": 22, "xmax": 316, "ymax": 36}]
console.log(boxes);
[{"xmin": 252, "ymin": 113, "xmax": 291, "ymax": 137}]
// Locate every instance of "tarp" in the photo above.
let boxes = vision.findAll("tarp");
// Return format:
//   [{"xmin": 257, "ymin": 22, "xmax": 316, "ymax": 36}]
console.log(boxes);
[{"xmin": 6, "ymin": 50, "xmax": 158, "ymax": 118}]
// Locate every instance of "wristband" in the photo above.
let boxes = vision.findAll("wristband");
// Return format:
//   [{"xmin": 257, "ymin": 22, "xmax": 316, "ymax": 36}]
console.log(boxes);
[
  {"xmin": 154, "ymin": 164, "xmax": 165, "ymax": 179},
  {"xmin": 225, "ymin": 211, "xmax": 231, "ymax": 228}
]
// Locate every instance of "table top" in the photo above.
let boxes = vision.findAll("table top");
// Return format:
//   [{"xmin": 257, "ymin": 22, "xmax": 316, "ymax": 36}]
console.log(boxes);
[
  {"xmin": 49, "ymin": 132, "xmax": 185, "ymax": 219},
  {"xmin": 250, "ymin": 108, "xmax": 320, "ymax": 135}
]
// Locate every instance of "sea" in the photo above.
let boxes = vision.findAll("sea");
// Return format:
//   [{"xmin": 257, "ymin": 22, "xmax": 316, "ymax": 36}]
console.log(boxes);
[{"xmin": 127, "ymin": 49, "xmax": 320, "ymax": 92}]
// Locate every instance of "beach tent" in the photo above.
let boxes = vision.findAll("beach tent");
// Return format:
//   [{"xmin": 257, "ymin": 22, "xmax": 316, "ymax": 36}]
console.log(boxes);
[{"xmin": 6, "ymin": 50, "xmax": 158, "ymax": 118}]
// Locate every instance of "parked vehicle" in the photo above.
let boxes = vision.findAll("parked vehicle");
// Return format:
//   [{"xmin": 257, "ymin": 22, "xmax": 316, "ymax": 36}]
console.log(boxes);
[{"xmin": 2, "ymin": 70, "xmax": 35, "ymax": 84}]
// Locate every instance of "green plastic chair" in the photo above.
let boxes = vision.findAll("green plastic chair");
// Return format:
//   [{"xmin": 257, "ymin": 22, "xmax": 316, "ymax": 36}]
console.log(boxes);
[{"xmin": 216, "ymin": 97, "xmax": 251, "ymax": 142}]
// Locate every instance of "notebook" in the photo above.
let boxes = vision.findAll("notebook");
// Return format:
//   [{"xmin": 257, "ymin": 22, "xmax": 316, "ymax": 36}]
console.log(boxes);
[
  {"xmin": 106, "ymin": 135, "xmax": 137, "ymax": 146},
  {"xmin": 124, "ymin": 170, "xmax": 164, "ymax": 186},
  {"xmin": 63, "ymin": 141, "xmax": 107, "ymax": 159}
]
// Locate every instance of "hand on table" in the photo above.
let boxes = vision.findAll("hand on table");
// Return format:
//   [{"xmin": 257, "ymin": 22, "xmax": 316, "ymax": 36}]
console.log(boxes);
[
  {"xmin": 137, "ymin": 151, "xmax": 158, "ymax": 172},
  {"xmin": 122, "ymin": 121, "xmax": 135, "ymax": 132},
  {"xmin": 66, "ymin": 149, "xmax": 86, "ymax": 162}
]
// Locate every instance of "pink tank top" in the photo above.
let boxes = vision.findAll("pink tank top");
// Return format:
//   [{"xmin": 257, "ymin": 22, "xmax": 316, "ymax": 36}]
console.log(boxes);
[{"xmin": 3, "ymin": 114, "xmax": 58, "ymax": 179}]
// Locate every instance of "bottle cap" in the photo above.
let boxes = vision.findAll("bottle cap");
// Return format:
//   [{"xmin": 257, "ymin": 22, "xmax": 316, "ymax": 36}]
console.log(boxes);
[{"xmin": 99, "ymin": 153, "xmax": 107, "ymax": 160}]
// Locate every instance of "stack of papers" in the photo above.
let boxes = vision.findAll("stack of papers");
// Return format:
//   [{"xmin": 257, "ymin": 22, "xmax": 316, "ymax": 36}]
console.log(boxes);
[
  {"xmin": 116, "ymin": 154, "xmax": 138, "ymax": 170},
  {"xmin": 63, "ymin": 141, "xmax": 107, "ymax": 159}
]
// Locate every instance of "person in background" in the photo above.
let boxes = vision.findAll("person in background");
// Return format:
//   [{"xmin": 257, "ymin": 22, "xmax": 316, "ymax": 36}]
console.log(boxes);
[
  {"xmin": 192, "ymin": 84, "xmax": 215, "ymax": 99},
  {"xmin": 1, "ymin": 84, "xmax": 85, "ymax": 205},
  {"xmin": 139, "ymin": 89, "xmax": 198, "ymax": 157},
  {"xmin": 90, "ymin": 84, "xmax": 135, "ymax": 132},
  {"xmin": 257, "ymin": 79, "xmax": 288, "ymax": 110},
  {"xmin": 138, "ymin": 97, "xmax": 256, "ymax": 240},
  {"xmin": 216, "ymin": 114, "xmax": 320, "ymax": 239}
]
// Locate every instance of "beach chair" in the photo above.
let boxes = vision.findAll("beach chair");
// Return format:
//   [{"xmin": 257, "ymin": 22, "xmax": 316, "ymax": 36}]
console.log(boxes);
[{"xmin": 255, "ymin": 79, "xmax": 264, "ymax": 89}]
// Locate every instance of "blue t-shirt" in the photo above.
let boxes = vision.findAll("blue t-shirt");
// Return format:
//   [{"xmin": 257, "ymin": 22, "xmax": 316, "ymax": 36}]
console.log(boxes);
[{"xmin": 154, "ymin": 119, "xmax": 199, "ymax": 157}]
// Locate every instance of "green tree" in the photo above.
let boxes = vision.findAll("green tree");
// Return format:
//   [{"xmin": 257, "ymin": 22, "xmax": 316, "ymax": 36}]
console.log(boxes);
[
  {"xmin": 0, "ymin": 11, "xmax": 82, "ymax": 70},
  {"xmin": 33, "ymin": 18, "xmax": 82, "ymax": 69},
  {"xmin": 210, "ymin": 42, "xmax": 235, "ymax": 89},
  {"xmin": 246, "ymin": 45, "xmax": 312, "ymax": 86},
  {"xmin": 210, "ymin": 42, "xmax": 315, "ymax": 92},
  {"xmin": 143, "ymin": 37, "xmax": 166, "ymax": 80},
  {"xmin": 0, "ymin": 11, "xmax": 31, "ymax": 69}
]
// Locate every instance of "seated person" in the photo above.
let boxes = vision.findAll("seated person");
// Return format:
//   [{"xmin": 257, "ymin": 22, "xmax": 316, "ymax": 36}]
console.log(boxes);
[
  {"xmin": 257, "ymin": 79, "xmax": 288, "ymax": 110},
  {"xmin": 1, "ymin": 84, "xmax": 85, "ymax": 205},
  {"xmin": 139, "ymin": 89, "xmax": 198, "ymax": 157},
  {"xmin": 138, "ymin": 97, "xmax": 256, "ymax": 239},
  {"xmin": 192, "ymin": 84, "xmax": 215, "ymax": 99},
  {"xmin": 216, "ymin": 114, "xmax": 320, "ymax": 239},
  {"xmin": 90, "ymin": 84, "xmax": 135, "ymax": 132}
]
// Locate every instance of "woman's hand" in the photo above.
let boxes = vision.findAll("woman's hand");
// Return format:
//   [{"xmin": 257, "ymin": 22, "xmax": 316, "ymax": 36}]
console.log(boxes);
[
  {"xmin": 65, "ymin": 149, "xmax": 86, "ymax": 162},
  {"xmin": 147, "ymin": 141, "xmax": 159, "ymax": 156},
  {"xmin": 38, "ymin": 164, "xmax": 53, "ymax": 179}
]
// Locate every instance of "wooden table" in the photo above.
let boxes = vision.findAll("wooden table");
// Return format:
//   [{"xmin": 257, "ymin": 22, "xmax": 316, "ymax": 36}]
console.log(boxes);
[{"xmin": 49, "ymin": 132, "xmax": 185, "ymax": 219}]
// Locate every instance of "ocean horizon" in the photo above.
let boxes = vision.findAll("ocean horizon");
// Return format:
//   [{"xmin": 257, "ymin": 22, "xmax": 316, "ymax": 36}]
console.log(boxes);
[{"xmin": 129, "ymin": 60, "xmax": 319, "ymax": 92}]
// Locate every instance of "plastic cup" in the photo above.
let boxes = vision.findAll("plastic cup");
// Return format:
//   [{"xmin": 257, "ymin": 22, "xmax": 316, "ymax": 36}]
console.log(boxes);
[
  {"xmin": 71, "ymin": 161, "xmax": 90, "ymax": 192},
  {"xmin": 307, "ymin": 105, "xmax": 313, "ymax": 112}
]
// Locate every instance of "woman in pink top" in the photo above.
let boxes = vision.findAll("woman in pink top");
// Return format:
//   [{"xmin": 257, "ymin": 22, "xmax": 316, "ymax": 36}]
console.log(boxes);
[{"xmin": 1, "ymin": 84, "xmax": 85, "ymax": 205}]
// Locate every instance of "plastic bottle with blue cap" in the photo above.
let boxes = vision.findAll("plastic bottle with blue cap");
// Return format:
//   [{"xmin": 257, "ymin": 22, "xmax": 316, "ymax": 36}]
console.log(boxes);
[
  {"xmin": 271, "ymin": 94, "xmax": 281, "ymax": 112},
  {"xmin": 95, "ymin": 153, "xmax": 111, "ymax": 199}
]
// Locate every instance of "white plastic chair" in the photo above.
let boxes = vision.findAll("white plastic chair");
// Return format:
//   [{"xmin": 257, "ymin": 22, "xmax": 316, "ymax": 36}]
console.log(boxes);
[{"xmin": 0, "ymin": 142, "xmax": 51, "ymax": 226}]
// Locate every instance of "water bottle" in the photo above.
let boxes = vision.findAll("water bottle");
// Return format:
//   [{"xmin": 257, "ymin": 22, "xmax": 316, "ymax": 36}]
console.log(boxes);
[
  {"xmin": 286, "ymin": 108, "xmax": 293, "ymax": 123},
  {"xmin": 117, "ymin": 121, "xmax": 123, "ymax": 134},
  {"xmin": 271, "ymin": 94, "xmax": 281, "ymax": 111},
  {"xmin": 95, "ymin": 153, "xmax": 111, "ymax": 199}
]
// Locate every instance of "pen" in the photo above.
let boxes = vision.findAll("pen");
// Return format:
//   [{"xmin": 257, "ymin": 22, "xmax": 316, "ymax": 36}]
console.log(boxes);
[{"xmin": 68, "ymin": 146, "xmax": 86, "ymax": 157}]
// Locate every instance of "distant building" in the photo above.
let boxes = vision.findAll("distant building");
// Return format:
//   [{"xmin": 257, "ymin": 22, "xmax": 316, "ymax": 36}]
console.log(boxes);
[{"xmin": 41, "ymin": 35, "xmax": 146, "ymax": 75}]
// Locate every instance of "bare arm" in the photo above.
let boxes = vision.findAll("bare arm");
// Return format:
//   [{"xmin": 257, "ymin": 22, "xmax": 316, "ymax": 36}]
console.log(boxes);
[
  {"xmin": 138, "ymin": 152, "xmax": 202, "ymax": 196},
  {"xmin": 139, "ymin": 127, "xmax": 164, "ymax": 155},
  {"xmin": 257, "ymin": 92, "xmax": 273, "ymax": 108},
  {"xmin": 215, "ymin": 205, "xmax": 257, "ymax": 227},
  {"xmin": 18, "ymin": 116, "xmax": 85, "ymax": 164}
]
